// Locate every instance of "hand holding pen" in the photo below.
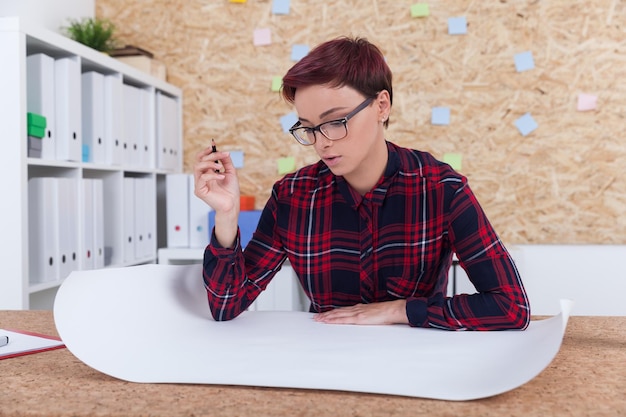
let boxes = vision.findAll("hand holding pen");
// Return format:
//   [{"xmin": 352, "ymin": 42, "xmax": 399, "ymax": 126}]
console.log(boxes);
[{"xmin": 193, "ymin": 138, "xmax": 241, "ymax": 248}]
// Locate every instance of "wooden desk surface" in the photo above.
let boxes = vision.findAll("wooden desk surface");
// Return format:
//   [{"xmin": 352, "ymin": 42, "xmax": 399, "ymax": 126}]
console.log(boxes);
[{"xmin": 0, "ymin": 311, "xmax": 624, "ymax": 417}]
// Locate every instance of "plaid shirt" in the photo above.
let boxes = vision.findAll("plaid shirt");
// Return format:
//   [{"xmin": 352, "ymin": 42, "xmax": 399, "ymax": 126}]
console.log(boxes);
[{"xmin": 203, "ymin": 141, "xmax": 530, "ymax": 330}]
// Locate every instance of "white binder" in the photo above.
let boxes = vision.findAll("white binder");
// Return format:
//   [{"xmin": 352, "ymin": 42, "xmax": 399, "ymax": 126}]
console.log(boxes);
[
  {"xmin": 188, "ymin": 175, "xmax": 212, "ymax": 248},
  {"xmin": 93, "ymin": 179, "xmax": 105, "ymax": 269},
  {"xmin": 123, "ymin": 177, "xmax": 136, "ymax": 262},
  {"xmin": 133, "ymin": 177, "xmax": 147, "ymax": 259},
  {"xmin": 28, "ymin": 177, "xmax": 59, "ymax": 283},
  {"xmin": 156, "ymin": 92, "xmax": 180, "ymax": 171},
  {"xmin": 140, "ymin": 88, "xmax": 155, "ymax": 170},
  {"xmin": 54, "ymin": 56, "xmax": 82, "ymax": 162},
  {"xmin": 123, "ymin": 84, "xmax": 141, "ymax": 167},
  {"xmin": 82, "ymin": 72, "xmax": 106, "ymax": 164},
  {"xmin": 26, "ymin": 53, "xmax": 56, "ymax": 160},
  {"xmin": 81, "ymin": 179, "xmax": 95, "ymax": 271},
  {"xmin": 104, "ymin": 74, "xmax": 124, "ymax": 165},
  {"xmin": 165, "ymin": 174, "xmax": 190, "ymax": 248},
  {"xmin": 54, "ymin": 57, "xmax": 82, "ymax": 161},
  {"xmin": 142, "ymin": 177, "xmax": 157, "ymax": 259},
  {"xmin": 57, "ymin": 178, "xmax": 79, "ymax": 280}
]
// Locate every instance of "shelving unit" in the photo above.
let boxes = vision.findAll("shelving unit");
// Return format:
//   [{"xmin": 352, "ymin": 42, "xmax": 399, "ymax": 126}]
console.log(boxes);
[{"xmin": 0, "ymin": 17, "xmax": 183, "ymax": 309}]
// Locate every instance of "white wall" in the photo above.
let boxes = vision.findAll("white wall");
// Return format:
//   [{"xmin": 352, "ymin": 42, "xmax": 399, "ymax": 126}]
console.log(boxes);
[
  {"xmin": 0, "ymin": 0, "xmax": 94, "ymax": 34},
  {"xmin": 452, "ymin": 245, "xmax": 626, "ymax": 316}
]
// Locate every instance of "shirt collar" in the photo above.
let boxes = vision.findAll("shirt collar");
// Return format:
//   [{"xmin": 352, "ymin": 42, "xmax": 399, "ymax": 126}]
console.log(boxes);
[{"xmin": 335, "ymin": 141, "xmax": 401, "ymax": 209}]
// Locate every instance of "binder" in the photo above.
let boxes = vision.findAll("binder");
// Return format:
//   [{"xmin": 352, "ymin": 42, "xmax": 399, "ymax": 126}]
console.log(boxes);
[
  {"xmin": 123, "ymin": 177, "xmax": 136, "ymax": 262},
  {"xmin": 140, "ymin": 88, "xmax": 155, "ymax": 169},
  {"xmin": 133, "ymin": 177, "xmax": 147, "ymax": 259},
  {"xmin": 93, "ymin": 179, "xmax": 105, "ymax": 269},
  {"xmin": 156, "ymin": 92, "xmax": 180, "ymax": 171},
  {"xmin": 82, "ymin": 72, "xmax": 106, "ymax": 164},
  {"xmin": 104, "ymin": 74, "xmax": 124, "ymax": 165},
  {"xmin": 60, "ymin": 177, "xmax": 79, "ymax": 280},
  {"xmin": 28, "ymin": 177, "xmax": 59, "ymax": 283},
  {"xmin": 122, "ymin": 84, "xmax": 141, "ymax": 167},
  {"xmin": 54, "ymin": 57, "xmax": 82, "ymax": 162},
  {"xmin": 142, "ymin": 177, "xmax": 157, "ymax": 259},
  {"xmin": 165, "ymin": 174, "xmax": 190, "ymax": 248},
  {"xmin": 26, "ymin": 53, "xmax": 56, "ymax": 160},
  {"xmin": 189, "ymin": 175, "xmax": 212, "ymax": 248},
  {"xmin": 81, "ymin": 179, "xmax": 95, "ymax": 271}
]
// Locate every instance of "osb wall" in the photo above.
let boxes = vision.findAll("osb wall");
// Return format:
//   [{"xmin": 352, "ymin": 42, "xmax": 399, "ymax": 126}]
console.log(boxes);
[{"xmin": 96, "ymin": 0, "xmax": 626, "ymax": 245}]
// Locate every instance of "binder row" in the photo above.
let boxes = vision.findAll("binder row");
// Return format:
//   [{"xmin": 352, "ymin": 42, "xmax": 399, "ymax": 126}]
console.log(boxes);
[
  {"xmin": 28, "ymin": 176, "xmax": 157, "ymax": 285},
  {"xmin": 28, "ymin": 177, "xmax": 104, "ymax": 284},
  {"xmin": 165, "ymin": 174, "xmax": 213, "ymax": 249},
  {"xmin": 26, "ymin": 53, "xmax": 180, "ymax": 171}
]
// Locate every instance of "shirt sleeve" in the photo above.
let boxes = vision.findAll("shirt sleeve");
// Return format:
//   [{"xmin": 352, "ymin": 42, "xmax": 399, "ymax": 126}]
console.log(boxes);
[
  {"xmin": 202, "ymin": 193, "xmax": 287, "ymax": 321},
  {"xmin": 405, "ymin": 181, "xmax": 531, "ymax": 330}
]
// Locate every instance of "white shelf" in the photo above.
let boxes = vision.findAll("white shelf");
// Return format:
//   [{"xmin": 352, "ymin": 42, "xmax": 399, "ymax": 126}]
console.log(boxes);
[{"xmin": 0, "ymin": 16, "xmax": 183, "ymax": 309}]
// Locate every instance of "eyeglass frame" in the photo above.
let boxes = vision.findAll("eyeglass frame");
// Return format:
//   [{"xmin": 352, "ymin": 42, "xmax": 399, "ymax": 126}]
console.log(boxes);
[{"xmin": 288, "ymin": 96, "xmax": 375, "ymax": 146}]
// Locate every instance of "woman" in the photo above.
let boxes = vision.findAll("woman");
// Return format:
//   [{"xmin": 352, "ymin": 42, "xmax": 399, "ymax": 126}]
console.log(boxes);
[{"xmin": 194, "ymin": 36, "xmax": 530, "ymax": 330}]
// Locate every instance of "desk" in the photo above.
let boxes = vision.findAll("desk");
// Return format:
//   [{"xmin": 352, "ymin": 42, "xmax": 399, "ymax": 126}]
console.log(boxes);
[{"xmin": 1, "ymin": 311, "xmax": 624, "ymax": 417}]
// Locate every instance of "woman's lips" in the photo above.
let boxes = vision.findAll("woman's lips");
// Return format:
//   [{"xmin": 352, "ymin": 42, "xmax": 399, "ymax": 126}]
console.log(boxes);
[{"xmin": 323, "ymin": 155, "xmax": 342, "ymax": 167}]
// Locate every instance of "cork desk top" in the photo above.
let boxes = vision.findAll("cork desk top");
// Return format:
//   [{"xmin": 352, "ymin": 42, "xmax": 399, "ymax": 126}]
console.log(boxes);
[{"xmin": 1, "ymin": 311, "xmax": 624, "ymax": 417}]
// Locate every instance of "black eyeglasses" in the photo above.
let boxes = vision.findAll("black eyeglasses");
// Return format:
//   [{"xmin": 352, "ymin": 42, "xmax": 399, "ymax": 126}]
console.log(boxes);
[{"xmin": 289, "ymin": 97, "xmax": 374, "ymax": 146}]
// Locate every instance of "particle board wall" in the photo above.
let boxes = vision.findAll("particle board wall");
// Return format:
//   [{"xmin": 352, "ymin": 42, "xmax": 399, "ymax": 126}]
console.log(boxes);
[{"xmin": 96, "ymin": 0, "xmax": 626, "ymax": 245}]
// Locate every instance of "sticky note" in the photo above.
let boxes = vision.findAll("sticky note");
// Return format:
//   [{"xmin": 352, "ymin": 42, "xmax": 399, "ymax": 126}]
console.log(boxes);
[
  {"xmin": 443, "ymin": 153, "xmax": 462, "ymax": 171},
  {"xmin": 448, "ymin": 16, "xmax": 467, "ymax": 35},
  {"xmin": 229, "ymin": 150, "xmax": 244, "ymax": 169},
  {"xmin": 280, "ymin": 112, "xmax": 299, "ymax": 133},
  {"xmin": 272, "ymin": 0, "xmax": 290, "ymax": 15},
  {"xmin": 277, "ymin": 156, "xmax": 296, "ymax": 174},
  {"xmin": 411, "ymin": 3, "xmax": 430, "ymax": 17},
  {"xmin": 577, "ymin": 93, "xmax": 597, "ymax": 111},
  {"xmin": 431, "ymin": 107, "xmax": 450, "ymax": 125},
  {"xmin": 514, "ymin": 51, "xmax": 535, "ymax": 72},
  {"xmin": 271, "ymin": 76, "xmax": 282, "ymax": 92},
  {"xmin": 229, "ymin": 0, "xmax": 247, "ymax": 3},
  {"xmin": 253, "ymin": 28, "xmax": 271, "ymax": 46},
  {"xmin": 514, "ymin": 113, "xmax": 538, "ymax": 136},
  {"xmin": 291, "ymin": 44, "xmax": 310, "ymax": 61}
]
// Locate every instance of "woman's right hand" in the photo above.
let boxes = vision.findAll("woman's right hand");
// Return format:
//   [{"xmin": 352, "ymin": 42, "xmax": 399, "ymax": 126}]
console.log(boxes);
[{"xmin": 193, "ymin": 145, "xmax": 240, "ymax": 247}]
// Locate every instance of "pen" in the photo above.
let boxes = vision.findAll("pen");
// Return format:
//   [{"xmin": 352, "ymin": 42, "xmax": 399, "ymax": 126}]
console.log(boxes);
[
  {"xmin": 211, "ymin": 138, "xmax": 220, "ymax": 173},
  {"xmin": 0, "ymin": 335, "xmax": 8, "ymax": 348}
]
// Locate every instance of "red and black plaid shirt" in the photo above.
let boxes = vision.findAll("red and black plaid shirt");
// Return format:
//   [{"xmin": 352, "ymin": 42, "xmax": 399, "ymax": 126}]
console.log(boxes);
[{"xmin": 203, "ymin": 141, "xmax": 530, "ymax": 330}]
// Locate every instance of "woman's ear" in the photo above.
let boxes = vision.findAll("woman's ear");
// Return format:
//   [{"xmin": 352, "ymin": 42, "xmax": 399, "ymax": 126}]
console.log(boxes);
[{"xmin": 376, "ymin": 90, "xmax": 391, "ymax": 124}]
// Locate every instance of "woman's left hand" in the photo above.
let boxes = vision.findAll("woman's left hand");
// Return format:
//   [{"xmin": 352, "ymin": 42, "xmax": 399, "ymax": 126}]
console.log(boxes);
[{"xmin": 313, "ymin": 300, "xmax": 409, "ymax": 325}]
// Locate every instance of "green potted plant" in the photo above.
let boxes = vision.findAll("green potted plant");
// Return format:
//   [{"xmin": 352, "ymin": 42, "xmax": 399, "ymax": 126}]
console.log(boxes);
[{"xmin": 63, "ymin": 17, "xmax": 118, "ymax": 53}]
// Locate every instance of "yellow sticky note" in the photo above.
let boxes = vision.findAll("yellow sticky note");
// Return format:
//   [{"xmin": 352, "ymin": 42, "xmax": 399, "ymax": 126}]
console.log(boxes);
[
  {"xmin": 229, "ymin": 0, "xmax": 247, "ymax": 3},
  {"xmin": 411, "ymin": 3, "xmax": 429, "ymax": 18},
  {"xmin": 443, "ymin": 153, "xmax": 462, "ymax": 171},
  {"xmin": 271, "ymin": 76, "xmax": 282, "ymax": 92},
  {"xmin": 277, "ymin": 156, "xmax": 296, "ymax": 174}
]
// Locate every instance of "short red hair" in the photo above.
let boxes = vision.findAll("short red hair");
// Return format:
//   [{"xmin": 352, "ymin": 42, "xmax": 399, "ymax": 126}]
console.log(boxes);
[{"xmin": 281, "ymin": 37, "xmax": 393, "ymax": 127}]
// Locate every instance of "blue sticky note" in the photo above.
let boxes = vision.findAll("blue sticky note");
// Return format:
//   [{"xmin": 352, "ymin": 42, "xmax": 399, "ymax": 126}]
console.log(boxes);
[
  {"xmin": 515, "ymin": 113, "xmax": 538, "ymax": 136},
  {"xmin": 515, "ymin": 51, "xmax": 535, "ymax": 72},
  {"xmin": 448, "ymin": 16, "xmax": 467, "ymax": 35},
  {"xmin": 280, "ymin": 112, "xmax": 299, "ymax": 133},
  {"xmin": 229, "ymin": 150, "xmax": 244, "ymax": 168},
  {"xmin": 291, "ymin": 44, "xmax": 310, "ymax": 61},
  {"xmin": 272, "ymin": 0, "xmax": 290, "ymax": 15},
  {"xmin": 431, "ymin": 107, "xmax": 451, "ymax": 125}
]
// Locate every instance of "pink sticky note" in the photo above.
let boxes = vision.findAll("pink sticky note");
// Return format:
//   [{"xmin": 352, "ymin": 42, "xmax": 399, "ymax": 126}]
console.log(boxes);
[
  {"xmin": 577, "ymin": 93, "xmax": 597, "ymax": 111},
  {"xmin": 253, "ymin": 28, "xmax": 272, "ymax": 46}
]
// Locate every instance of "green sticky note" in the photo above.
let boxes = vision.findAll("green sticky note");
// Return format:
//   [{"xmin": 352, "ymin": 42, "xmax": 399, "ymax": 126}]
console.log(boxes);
[
  {"xmin": 411, "ymin": 3, "xmax": 430, "ymax": 18},
  {"xmin": 443, "ymin": 153, "xmax": 462, "ymax": 171},
  {"xmin": 277, "ymin": 156, "xmax": 296, "ymax": 174},
  {"xmin": 271, "ymin": 76, "xmax": 282, "ymax": 92}
]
